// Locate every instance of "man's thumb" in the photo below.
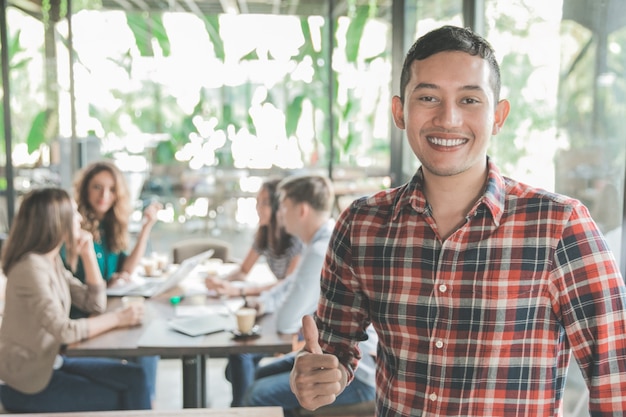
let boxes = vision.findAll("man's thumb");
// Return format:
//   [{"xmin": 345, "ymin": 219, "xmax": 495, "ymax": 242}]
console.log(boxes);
[{"xmin": 301, "ymin": 315, "xmax": 323, "ymax": 354}]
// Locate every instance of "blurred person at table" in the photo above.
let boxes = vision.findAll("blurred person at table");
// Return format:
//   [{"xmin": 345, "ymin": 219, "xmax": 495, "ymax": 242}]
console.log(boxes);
[
  {"xmin": 205, "ymin": 177, "xmax": 303, "ymax": 297},
  {"xmin": 60, "ymin": 160, "xmax": 160, "ymax": 403},
  {"xmin": 242, "ymin": 319, "xmax": 377, "ymax": 417},
  {"xmin": 62, "ymin": 160, "xmax": 161, "ymax": 290},
  {"xmin": 0, "ymin": 188, "xmax": 150, "ymax": 413},
  {"xmin": 225, "ymin": 174, "xmax": 335, "ymax": 407}
]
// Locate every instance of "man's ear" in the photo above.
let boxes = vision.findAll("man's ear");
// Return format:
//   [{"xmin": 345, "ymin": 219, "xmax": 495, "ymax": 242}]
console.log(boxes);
[
  {"xmin": 492, "ymin": 99, "xmax": 510, "ymax": 135},
  {"xmin": 298, "ymin": 201, "xmax": 308, "ymax": 219},
  {"xmin": 391, "ymin": 96, "xmax": 405, "ymax": 129}
]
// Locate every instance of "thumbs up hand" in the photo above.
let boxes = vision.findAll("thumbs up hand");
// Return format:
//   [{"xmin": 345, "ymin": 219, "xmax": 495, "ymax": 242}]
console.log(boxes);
[
  {"xmin": 290, "ymin": 315, "xmax": 347, "ymax": 410},
  {"xmin": 302, "ymin": 313, "xmax": 323, "ymax": 354}
]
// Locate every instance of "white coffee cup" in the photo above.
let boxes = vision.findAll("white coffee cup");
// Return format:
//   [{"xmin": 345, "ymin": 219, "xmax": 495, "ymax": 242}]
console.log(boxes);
[
  {"xmin": 153, "ymin": 253, "xmax": 169, "ymax": 272},
  {"xmin": 235, "ymin": 307, "xmax": 257, "ymax": 334},
  {"xmin": 121, "ymin": 295, "xmax": 145, "ymax": 308},
  {"xmin": 142, "ymin": 258, "xmax": 158, "ymax": 276}
]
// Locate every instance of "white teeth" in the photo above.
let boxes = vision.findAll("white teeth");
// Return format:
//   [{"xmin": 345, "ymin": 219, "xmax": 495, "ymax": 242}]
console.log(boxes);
[{"xmin": 428, "ymin": 137, "xmax": 466, "ymax": 147}]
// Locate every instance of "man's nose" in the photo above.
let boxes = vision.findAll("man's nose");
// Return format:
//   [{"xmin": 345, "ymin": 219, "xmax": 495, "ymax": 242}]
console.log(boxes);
[{"xmin": 434, "ymin": 101, "xmax": 462, "ymax": 128}]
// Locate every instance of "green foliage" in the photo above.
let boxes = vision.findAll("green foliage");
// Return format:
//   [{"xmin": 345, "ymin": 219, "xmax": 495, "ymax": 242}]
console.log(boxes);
[
  {"xmin": 286, "ymin": 96, "xmax": 306, "ymax": 138},
  {"xmin": 126, "ymin": 13, "xmax": 171, "ymax": 57},
  {"xmin": 7, "ymin": 30, "xmax": 32, "ymax": 71},
  {"xmin": 203, "ymin": 15, "xmax": 225, "ymax": 61},
  {"xmin": 26, "ymin": 109, "xmax": 57, "ymax": 154},
  {"xmin": 345, "ymin": 6, "xmax": 369, "ymax": 63},
  {"xmin": 0, "ymin": 26, "xmax": 41, "ymax": 160},
  {"xmin": 490, "ymin": 52, "xmax": 554, "ymax": 165},
  {"xmin": 154, "ymin": 140, "xmax": 177, "ymax": 165},
  {"xmin": 557, "ymin": 23, "xmax": 626, "ymax": 174},
  {"xmin": 486, "ymin": 10, "xmax": 557, "ymax": 171},
  {"xmin": 275, "ymin": 5, "xmax": 382, "ymax": 167}
]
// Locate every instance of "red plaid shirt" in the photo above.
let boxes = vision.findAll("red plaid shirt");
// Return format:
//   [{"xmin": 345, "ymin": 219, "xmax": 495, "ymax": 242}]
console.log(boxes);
[{"xmin": 317, "ymin": 158, "xmax": 626, "ymax": 416}]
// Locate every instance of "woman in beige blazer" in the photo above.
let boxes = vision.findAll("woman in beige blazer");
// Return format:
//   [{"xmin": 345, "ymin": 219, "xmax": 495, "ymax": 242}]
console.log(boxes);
[{"xmin": 0, "ymin": 188, "xmax": 151, "ymax": 412}]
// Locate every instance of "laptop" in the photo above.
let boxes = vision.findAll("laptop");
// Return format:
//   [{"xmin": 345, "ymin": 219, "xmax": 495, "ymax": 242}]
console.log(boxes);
[
  {"xmin": 168, "ymin": 313, "xmax": 237, "ymax": 337},
  {"xmin": 106, "ymin": 249, "xmax": 215, "ymax": 298}
]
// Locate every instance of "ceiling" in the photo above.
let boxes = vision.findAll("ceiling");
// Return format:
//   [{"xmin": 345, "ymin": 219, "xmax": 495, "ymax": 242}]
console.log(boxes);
[{"xmin": 9, "ymin": 0, "xmax": 392, "ymax": 21}]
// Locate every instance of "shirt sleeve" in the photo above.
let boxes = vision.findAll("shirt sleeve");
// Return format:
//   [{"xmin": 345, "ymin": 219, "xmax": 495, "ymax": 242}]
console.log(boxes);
[
  {"xmin": 258, "ymin": 235, "xmax": 328, "ymax": 334},
  {"xmin": 66, "ymin": 267, "xmax": 107, "ymax": 314},
  {"xmin": 316, "ymin": 206, "xmax": 370, "ymax": 383},
  {"xmin": 552, "ymin": 201, "xmax": 626, "ymax": 414},
  {"xmin": 274, "ymin": 238, "xmax": 327, "ymax": 334},
  {"xmin": 12, "ymin": 258, "xmax": 91, "ymax": 344}
]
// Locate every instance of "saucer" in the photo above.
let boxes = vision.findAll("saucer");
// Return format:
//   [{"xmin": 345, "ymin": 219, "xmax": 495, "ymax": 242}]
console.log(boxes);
[{"xmin": 231, "ymin": 325, "xmax": 261, "ymax": 340}]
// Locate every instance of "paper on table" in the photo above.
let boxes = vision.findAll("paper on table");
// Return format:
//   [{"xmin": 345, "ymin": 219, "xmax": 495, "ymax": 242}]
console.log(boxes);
[
  {"xmin": 176, "ymin": 304, "xmax": 227, "ymax": 317},
  {"xmin": 175, "ymin": 298, "xmax": 245, "ymax": 317}
]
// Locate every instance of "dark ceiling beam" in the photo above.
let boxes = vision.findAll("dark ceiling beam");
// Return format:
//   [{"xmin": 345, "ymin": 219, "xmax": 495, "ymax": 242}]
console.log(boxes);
[{"xmin": 182, "ymin": 0, "xmax": 204, "ymax": 17}]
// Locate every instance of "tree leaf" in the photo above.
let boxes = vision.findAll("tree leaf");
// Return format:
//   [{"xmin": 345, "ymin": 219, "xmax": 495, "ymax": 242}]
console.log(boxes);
[
  {"xmin": 286, "ymin": 95, "xmax": 305, "ymax": 137},
  {"xmin": 26, "ymin": 110, "xmax": 56, "ymax": 154},
  {"xmin": 126, "ymin": 13, "xmax": 171, "ymax": 57},
  {"xmin": 203, "ymin": 15, "xmax": 225, "ymax": 61},
  {"xmin": 126, "ymin": 13, "xmax": 153, "ymax": 56},
  {"xmin": 151, "ymin": 14, "xmax": 171, "ymax": 57},
  {"xmin": 345, "ymin": 5, "xmax": 369, "ymax": 63}
]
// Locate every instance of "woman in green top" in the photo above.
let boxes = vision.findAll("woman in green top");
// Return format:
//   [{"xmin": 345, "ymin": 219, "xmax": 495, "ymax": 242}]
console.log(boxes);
[
  {"xmin": 64, "ymin": 160, "xmax": 160, "ymax": 284},
  {"xmin": 62, "ymin": 160, "xmax": 161, "ymax": 404}
]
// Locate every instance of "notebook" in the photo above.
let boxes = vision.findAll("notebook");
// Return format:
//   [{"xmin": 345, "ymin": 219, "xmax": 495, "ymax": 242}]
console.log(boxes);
[
  {"xmin": 106, "ymin": 249, "xmax": 215, "ymax": 298},
  {"xmin": 168, "ymin": 313, "xmax": 237, "ymax": 337}
]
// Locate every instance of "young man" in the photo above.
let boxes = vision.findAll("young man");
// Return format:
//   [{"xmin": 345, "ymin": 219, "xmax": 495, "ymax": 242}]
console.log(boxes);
[
  {"xmin": 227, "ymin": 174, "xmax": 335, "ymax": 407},
  {"xmin": 290, "ymin": 25, "xmax": 626, "ymax": 416}
]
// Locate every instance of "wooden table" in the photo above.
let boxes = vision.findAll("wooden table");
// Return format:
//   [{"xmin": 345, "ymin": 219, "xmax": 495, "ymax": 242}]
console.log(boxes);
[
  {"xmin": 5, "ymin": 407, "xmax": 284, "ymax": 416},
  {"xmin": 66, "ymin": 292, "xmax": 295, "ymax": 409}
]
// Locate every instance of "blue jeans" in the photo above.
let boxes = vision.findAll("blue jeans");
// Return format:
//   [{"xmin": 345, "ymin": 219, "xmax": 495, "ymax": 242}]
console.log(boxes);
[
  {"xmin": 70, "ymin": 306, "xmax": 159, "ymax": 401},
  {"xmin": 0, "ymin": 356, "xmax": 151, "ymax": 412},
  {"xmin": 225, "ymin": 353, "xmax": 267, "ymax": 406},
  {"xmin": 129, "ymin": 355, "xmax": 159, "ymax": 402},
  {"xmin": 243, "ymin": 354, "xmax": 375, "ymax": 417}
]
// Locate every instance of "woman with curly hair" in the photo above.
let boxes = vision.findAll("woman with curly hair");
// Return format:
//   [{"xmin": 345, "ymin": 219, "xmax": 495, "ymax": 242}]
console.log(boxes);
[
  {"xmin": 63, "ymin": 160, "xmax": 160, "ymax": 286},
  {"xmin": 61, "ymin": 160, "xmax": 160, "ymax": 404}
]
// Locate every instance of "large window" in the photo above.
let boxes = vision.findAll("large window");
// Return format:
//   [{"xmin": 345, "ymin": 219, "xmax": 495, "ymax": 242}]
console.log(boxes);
[
  {"xmin": 2, "ymin": 0, "xmax": 394, "ymax": 233},
  {"xmin": 2, "ymin": 0, "xmax": 625, "ymax": 270},
  {"xmin": 402, "ymin": 0, "xmax": 626, "ymax": 268}
]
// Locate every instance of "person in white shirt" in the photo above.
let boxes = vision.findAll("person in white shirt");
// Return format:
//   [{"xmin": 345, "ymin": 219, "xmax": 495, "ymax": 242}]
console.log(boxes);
[{"xmin": 225, "ymin": 174, "xmax": 335, "ymax": 407}]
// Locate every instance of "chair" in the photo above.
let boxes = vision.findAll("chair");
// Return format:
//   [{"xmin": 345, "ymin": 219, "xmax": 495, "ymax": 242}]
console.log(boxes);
[
  {"xmin": 293, "ymin": 400, "xmax": 376, "ymax": 417},
  {"xmin": 171, "ymin": 237, "xmax": 233, "ymax": 264}
]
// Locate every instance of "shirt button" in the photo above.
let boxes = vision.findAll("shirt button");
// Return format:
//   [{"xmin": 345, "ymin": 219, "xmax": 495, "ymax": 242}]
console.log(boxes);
[
  {"xmin": 96, "ymin": 253, "xmax": 102, "ymax": 259},
  {"xmin": 438, "ymin": 284, "xmax": 447, "ymax": 293},
  {"xmin": 435, "ymin": 340, "xmax": 444, "ymax": 349},
  {"xmin": 429, "ymin": 393, "xmax": 438, "ymax": 401}
]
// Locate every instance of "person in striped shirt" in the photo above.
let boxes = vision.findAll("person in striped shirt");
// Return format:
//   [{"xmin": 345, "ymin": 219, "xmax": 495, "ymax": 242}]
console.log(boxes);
[{"xmin": 290, "ymin": 25, "xmax": 626, "ymax": 416}]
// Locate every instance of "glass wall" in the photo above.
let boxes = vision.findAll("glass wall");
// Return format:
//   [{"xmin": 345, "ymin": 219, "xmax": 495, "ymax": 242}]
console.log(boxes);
[
  {"xmin": 1, "ymin": 0, "xmax": 625, "ymax": 270},
  {"xmin": 2, "ymin": 0, "xmax": 394, "ymax": 234},
  {"xmin": 402, "ymin": 0, "xmax": 626, "ymax": 268}
]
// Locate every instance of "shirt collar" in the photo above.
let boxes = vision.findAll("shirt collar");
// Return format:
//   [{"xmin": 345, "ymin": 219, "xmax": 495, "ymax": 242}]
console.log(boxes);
[{"xmin": 393, "ymin": 157, "xmax": 506, "ymax": 226}]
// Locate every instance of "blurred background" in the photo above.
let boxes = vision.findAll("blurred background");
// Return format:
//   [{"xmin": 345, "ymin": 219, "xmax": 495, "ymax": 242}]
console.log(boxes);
[{"xmin": 1, "ymin": 0, "xmax": 624, "ymax": 273}]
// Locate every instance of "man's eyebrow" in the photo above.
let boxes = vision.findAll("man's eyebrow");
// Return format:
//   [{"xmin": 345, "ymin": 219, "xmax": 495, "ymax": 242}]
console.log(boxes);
[
  {"xmin": 413, "ymin": 83, "xmax": 486, "ymax": 93},
  {"xmin": 414, "ymin": 82, "xmax": 438, "ymax": 90}
]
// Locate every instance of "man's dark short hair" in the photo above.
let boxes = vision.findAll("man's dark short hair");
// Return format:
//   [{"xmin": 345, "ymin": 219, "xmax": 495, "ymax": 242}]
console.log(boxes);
[{"xmin": 399, "ymin": 25, "xmax": 501, "ymax": 103}]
